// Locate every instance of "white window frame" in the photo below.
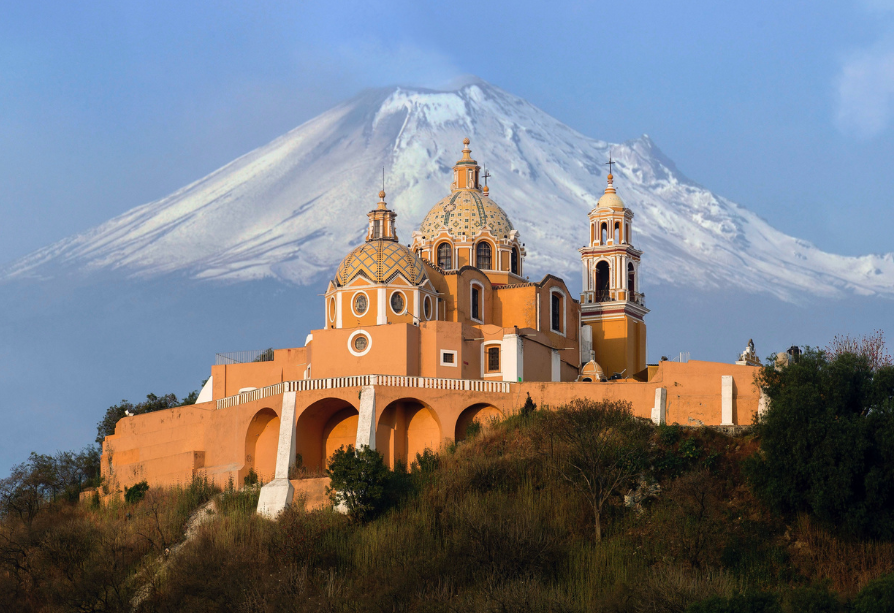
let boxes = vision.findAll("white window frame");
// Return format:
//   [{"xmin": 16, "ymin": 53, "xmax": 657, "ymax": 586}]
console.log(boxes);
[
  {"xmin": 549, "ymin": 287, "xmax": 567, "ymax": 336},
  {"xmin": 423, "ymin": 294, "xmax": 434, "ymax": 321},
  {"xmin": 347, "ymin": 330, "xmax": 372, "ymax": 357},
  {"xmin": 470, "ymin": 280, "xmax": 484, "ymax": 323},
  {"xmin": 481, "ymin": 341, "xmax": 502, "ymax": 377},
  {"xmin": 440, "ymin": 349, "xmax": 458, "ymax": 367},
  {"xmin": 327, "ymin": 296, "xmax": 336, "ymax": 322},
  {"xmin": 351, "ymin": 290, "xmax": 370, "ymax": 318},
  {"xmin": 389, "ymin": 289, "xmax": 407, "ymax": 315}
]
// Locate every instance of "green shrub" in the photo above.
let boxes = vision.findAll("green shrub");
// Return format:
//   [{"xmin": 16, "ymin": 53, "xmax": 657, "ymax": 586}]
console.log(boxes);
[
  {"xmin": 853, "ymin": 572, "xmax": 894, "ymax": 613},
  {"xmin": 744, "ymin": 350, "xmax": 894, "ymax": 540},
  {"xmin": 464, "ymin": 419, "xmax": 482, "ymax": 439},
  {"xmin": 243, "ymin": 467, "xmax": 259, "ymax": 486},
  {"xmin": 686, "ymin": 591, "xmax": 781, "ymax": 613},
  {"xmin": 326, "ymin": 445, "xmax": 391, "ymax": 522},
  {"xmin": 124, "ymin": 480, "xmax": 149, "ymax": 504}
]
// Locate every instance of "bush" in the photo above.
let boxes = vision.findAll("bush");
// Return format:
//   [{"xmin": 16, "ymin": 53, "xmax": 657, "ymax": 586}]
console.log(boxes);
[
  {"xmin": 326, "ymin": 445, "xmax": 391, "ymax": 522},
  {"xmin": 124, "ymin": 480, "xmax": 149, "ymax": 504},
  {"xmin": 686, "ymin": 591, "xmax": 781, "ymax": 613},
  {"xmin": 853, "ymin": 572, "xmax": 894, "ymax": 613},
  {"xmin": 745, "ymin": 349, "xmax": 894, "ymax": 540}
]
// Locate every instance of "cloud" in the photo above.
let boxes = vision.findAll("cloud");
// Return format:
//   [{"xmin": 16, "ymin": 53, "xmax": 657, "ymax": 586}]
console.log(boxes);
[{"xmin": 835, "ymin": 41, "xmax": 894, "ymax": 138}]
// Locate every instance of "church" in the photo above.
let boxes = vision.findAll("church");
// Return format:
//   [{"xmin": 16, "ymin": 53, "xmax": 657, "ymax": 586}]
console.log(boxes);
[{"xmin": 102, "ymin": 138, "xmax": 764, "ymax": 516}]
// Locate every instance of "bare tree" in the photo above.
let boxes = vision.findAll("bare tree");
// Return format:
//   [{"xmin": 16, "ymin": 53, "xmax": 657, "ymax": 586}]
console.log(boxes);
[
  {"xmin": 826, "ymin": 329, "xmax": 892, "ymax": 371},
  {"xmin": 536, "ymin": 399, "xmax": 650, "ymax": 541}
]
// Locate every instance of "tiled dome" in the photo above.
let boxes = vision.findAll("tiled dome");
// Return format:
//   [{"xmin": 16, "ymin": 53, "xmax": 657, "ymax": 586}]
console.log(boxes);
[
  {"xmin": 419, "ymin": 190, "xmax": 514, "ymax": 239},
  {"xmin": 334, "ymin": 239, "xmax": 427, "ymax": 286}
]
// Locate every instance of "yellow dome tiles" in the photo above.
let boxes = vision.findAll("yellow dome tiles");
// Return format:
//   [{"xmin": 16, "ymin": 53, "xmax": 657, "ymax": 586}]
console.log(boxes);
[
  {"xmin": 419, "ymin": 190, "xmax": 514, "ymax": 239},
  {"xmin": 335, "ymin": 240, "xmax": 427, "ymax": 287}
]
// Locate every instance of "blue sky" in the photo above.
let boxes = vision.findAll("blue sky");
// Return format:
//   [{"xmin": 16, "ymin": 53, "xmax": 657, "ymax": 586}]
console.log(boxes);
[{"xmin": 1, "ymin": 0, "xmax": 893, "ymax": 266}]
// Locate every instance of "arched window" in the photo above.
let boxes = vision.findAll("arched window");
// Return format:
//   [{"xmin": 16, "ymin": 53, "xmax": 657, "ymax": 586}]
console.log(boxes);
[
  {"xmin": 550, "ymin": 291, "xmax": 564, "ymax": 333},
  {"xmin": 628, "ymin": 262, "xmax": 636, "ymax": 295},
  {"xmin": 625, "ymin": 223, "xmax": 630, "ymax": 244},
  {"xmin": 437, "ymin": 243, "xmax": 452, "ymax": 269},
  {"xmin": 476, "ymin": 242, "xmax": 492, "ymax": 270},
  {"xmin": 614, "ymin": 222, "xmax": 620, "ymax": 243},
  {"xmin": 595, "ymin": 261, "xmax": 611, "ymax": 301},
  {"xmin": 471, "ymin": 284, "xmax": 482, "ymax": 321},
  {"xmin": 601, "ymin": 223, "xmax": 608, "ymax": 245},
  {"xmin": 510, "ymin": 247, "xmax": 519, "ymax": 275}
]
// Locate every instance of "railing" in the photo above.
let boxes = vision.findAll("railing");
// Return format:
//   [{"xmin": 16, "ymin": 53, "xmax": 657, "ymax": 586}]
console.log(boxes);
[
  {"xmin": 215, "ymin": 375, "xmax": 512, "ymax": 410},
  {"xmin": 580, "ymin": 290, "xmax": 646, "ymax": 307},
  {"xmin": 214, "ymin": 349, "xmax": 274, "ymax": 366}
]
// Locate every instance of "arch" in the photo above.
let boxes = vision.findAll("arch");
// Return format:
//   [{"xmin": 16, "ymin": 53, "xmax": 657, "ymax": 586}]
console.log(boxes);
[
  {"xmin": 295, "ymin": 398, "xmax": 359, "ymax": 471},
  {"xmin": 511, "ymin": 247, "xmax": 519, "ymax": 275},
  {"xmin": 614, "ymin": 222, "xmax": 620, "ymax": 243},
  {"xmin": 242, "ymin": 408, "xmax": 279, "ymax": 484},
  {"xmin": 601, "ymin": 223, "xmax": 608, "ymax": 244},
  {"xmin": 476, "ymin": 241, "xmax": 492, "ymax": 270},
  {"xmin": 595, "ymin": 260, "xmax": 611, "ymax": 300},
  {"xmin": 628, "ymin": 262, "xmax": 636, "ymax": 293},
  {"xmin": 376, "ymin": 398, "xmax": 442, "ymax": 469},
  {"xmin": 455, "ymin": 403, "xmax": 503, "ymax": 441},
  {"xmin": 437, "ymin": 242, "xmax": 452, "ymax": 269},
  {"xmin": 625, "ymin": 222, "xmax": 630, "ymax": 244}
]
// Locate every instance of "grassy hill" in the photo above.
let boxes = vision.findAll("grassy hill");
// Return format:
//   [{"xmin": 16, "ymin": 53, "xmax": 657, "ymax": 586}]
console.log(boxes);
[{"xmin": 2, "ymin": 346, "xmax": 894, "ymax": 612}]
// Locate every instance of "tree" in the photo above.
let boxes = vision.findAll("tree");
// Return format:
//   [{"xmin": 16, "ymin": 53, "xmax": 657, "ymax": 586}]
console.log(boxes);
[
  {"xmin": 536, "ymin": 399, "xmax": 651, "ymax": 541},
  {"xmin": 745, "ymin": 348, "xmax": 894, "ymax": 540},
  {"xmin": 325, "ymin": 445, "xmax": 390, "ymax": 522},
  {"xmin": 95, "ymin": 393, "xmax": 180, "ymax": 444},
  {"xmin": 826, "ymin": 330, "xmax": 892, "ymax": 371}
]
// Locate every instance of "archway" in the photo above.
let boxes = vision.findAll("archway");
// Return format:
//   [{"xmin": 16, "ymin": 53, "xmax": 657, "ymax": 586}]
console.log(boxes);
[
  {"xmin": 627, "ymin": 262, "xmax": 636, "ymax": 295},
  {"xmin": 242, "ymin": 408, "xmax": 279, "ymax": 484},
  {"xmin": 377, "ymin": 398, "xmax": 442, "ymax": 468},
  {"xmin": 296, "ymin": 398, "xmax": 359, "ymax": 471},
  {"xmin": 455, "ymin": 403, "xmax": 504, "ymax": 442},
  {"xmin": 595, "ymin": 260, "xmax": 610, "ymax": 301}
]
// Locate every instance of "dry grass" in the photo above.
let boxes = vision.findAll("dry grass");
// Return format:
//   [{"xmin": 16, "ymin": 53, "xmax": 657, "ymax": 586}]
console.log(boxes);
[{"xmin": 790, "ymin": 514, "xmax": 894, "ymax": 595}]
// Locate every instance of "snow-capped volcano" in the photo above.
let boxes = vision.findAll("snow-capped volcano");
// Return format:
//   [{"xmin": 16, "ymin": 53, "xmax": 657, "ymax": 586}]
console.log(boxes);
[{"xmin": 3, "ymin": 79, "xmax": 892, "ymax": 302}]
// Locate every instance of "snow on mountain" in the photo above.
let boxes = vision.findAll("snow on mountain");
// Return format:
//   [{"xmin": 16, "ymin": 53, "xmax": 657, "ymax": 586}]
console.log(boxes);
[{"xmin": 3, "ymin": 78, "xmax": 893, "ymax": 302}]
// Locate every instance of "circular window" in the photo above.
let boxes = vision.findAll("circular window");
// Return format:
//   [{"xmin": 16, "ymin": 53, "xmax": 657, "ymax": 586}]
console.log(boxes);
[
  {"xmin": 353, "ymin": 293, "xmax": 368, "ymax": 315},
  {"xmin": 390, "ymin": 291, "xmax": 405, "ymax": 314},
  {"xmin": 423, "ymin": 295, "xmax": 432, "ymax": 320},
  {"xmin": 348, "ymin": 330, "xmax": 372, "ymax": 356},
  {"xmin": 328, "ymin": 297, "xmax": 336, "ymax": 322}
]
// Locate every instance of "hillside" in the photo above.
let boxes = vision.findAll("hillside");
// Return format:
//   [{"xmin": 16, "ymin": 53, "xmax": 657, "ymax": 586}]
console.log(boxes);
[
  {"xmin": 3, "ymin": 391, "xmax": 894, "ymax": 612},
  {"xmin": 2, "ymin": 79, "xmax": 893, "ymax": 301}
]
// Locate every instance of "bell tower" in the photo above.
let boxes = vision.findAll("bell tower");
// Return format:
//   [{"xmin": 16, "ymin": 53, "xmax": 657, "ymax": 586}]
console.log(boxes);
[{"xmin": 579, "ymin": 164, "xmax": 649, "ymax": 379}]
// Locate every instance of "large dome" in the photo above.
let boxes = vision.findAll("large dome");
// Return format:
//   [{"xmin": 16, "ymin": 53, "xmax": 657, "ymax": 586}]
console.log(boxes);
[
  {"xmin": 419, "ymin": 189, "xmax": 515, "ymax": 240},
  {"xmin": 334, "ymin": 239, "xmax": 427, "ymax": 286}
]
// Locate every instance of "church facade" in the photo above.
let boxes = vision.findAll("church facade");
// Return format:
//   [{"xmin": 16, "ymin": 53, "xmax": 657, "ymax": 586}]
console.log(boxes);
[{"xmin": 101, "ymin": 139, "xmax": 764, "ymax": 516}]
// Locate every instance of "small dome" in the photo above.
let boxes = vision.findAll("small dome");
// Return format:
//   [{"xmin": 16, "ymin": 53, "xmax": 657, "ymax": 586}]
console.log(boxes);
[
  {"xmin": 334, "ymin": 240, "xmax": 427, "ymax": 286},
  {"xmin": 596, "ymin": 173, "xmax": 626, "ymax": 211},
  {"xmin": 419, "ymin": 190, "xmax": 514, "ymax": 239}
]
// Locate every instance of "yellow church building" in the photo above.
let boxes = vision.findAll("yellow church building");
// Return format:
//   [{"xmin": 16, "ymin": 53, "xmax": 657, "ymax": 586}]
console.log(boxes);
[{"xmin": 101, "ymin": 138, "xmax": 764, "ymax": 517}]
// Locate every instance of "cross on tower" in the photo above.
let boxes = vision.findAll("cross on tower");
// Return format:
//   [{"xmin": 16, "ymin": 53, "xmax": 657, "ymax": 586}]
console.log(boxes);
[
  {"xmin": 482, "ymin": 165, "xmax": 491, "ymax": 187},
  {"xmin": 604, "ymin": 153, "xmax": 616, "ymax": 175}
]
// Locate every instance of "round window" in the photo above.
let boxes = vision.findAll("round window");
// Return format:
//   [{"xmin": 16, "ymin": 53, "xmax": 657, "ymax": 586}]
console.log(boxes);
[
  {"xmin": 390, "ymin": 292, "xmax": 404, "ymax": 314},
  {"xmin": 423, "ymin": 295, "xmax": 432, "ymax": 320},
  {"xmin": 328, "ymin": 297, "xmax": 336, "ymax": 321},
  {"xmin": 353, "ymin": 335, "xmax": 368, "ymax": 352},
  {"xmin": 354, "ymin": 293, "xmax": 368, "ymax": 315}
]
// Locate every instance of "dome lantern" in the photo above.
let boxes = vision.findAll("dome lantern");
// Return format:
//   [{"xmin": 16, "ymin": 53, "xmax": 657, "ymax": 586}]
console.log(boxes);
[{"xmin": 366, "ymin": 189, "xmax": 398, "ymax": 242}]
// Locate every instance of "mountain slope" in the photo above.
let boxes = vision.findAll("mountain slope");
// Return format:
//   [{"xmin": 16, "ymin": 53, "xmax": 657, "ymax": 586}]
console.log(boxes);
[{"xmin": 3, "ymin": 79, "xmax": 893, "ymax": 301}]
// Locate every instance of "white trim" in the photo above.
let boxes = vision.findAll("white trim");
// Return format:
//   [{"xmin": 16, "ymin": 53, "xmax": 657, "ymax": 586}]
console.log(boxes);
[
  {"xmin": 470, "ymin": 280, "xmax": 484, "ymax": 323},
  {"xmin": 423, "ymin": 294, "xmax": 434, "ymax": 320},
  {"xmin": 389, "ymin": 289, "xmax": 407, "ymax": 315},
  {"xmin": 350, "ymin": 290, "xmax": 370, "ymax": 318},
  {"xmin": 440, "ymin": 349, "xmax": 458, "ymax": 367},
  {"xmin": 348, "ymin": 330, "xmax": 373, "ymax": 357},
  {"xmin": 328, "ymin": 296, "xmax": 336, "ymax": 323},
  {"xmin": 377, "ymin": 288, "xmax": 387, "ymax": 325},
  {"xmin": 549, "ymin": 287, "xmax": 567, "ymax": 336},
  {"xmin": 481, "ymin": 340, "xmax": 502, "ymax": 377}
]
